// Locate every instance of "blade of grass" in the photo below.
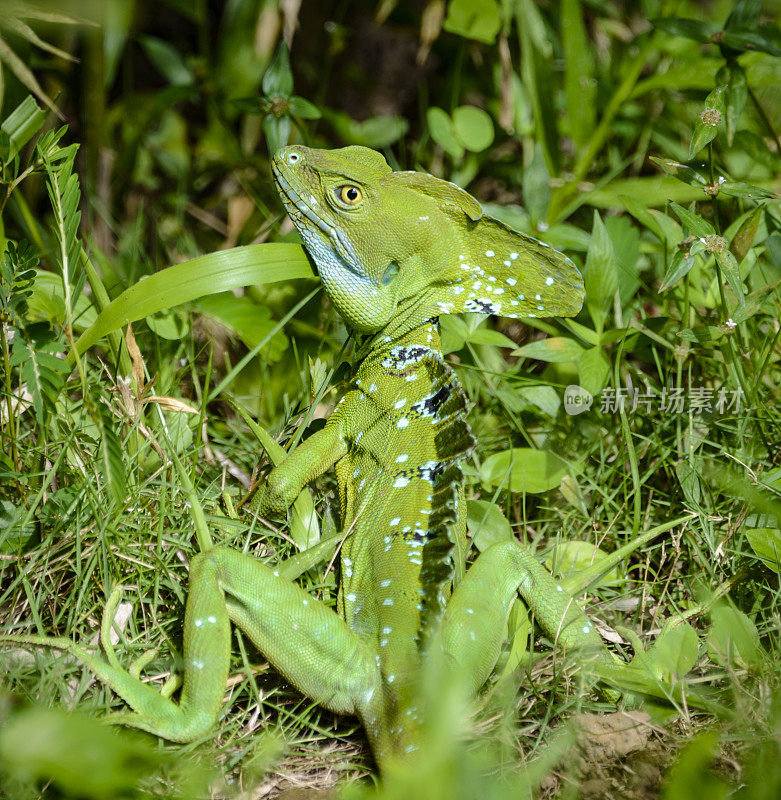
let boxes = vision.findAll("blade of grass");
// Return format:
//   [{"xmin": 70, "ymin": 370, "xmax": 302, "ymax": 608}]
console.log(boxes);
[{"xmin": 71, "ymin": 243, "xmax": 313, "ymax": 361}]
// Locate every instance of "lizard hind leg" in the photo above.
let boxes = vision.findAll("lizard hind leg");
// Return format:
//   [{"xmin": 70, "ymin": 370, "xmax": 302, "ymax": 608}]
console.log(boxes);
[
  {"xmin": 2, "ymin": 546, "xmax": 382, "ymax": 746},
  {"xmin": 0, "ymin": 578, "xmax": 231, "ymax": 744},
  {"xmin": 208, "ymin": 546, "xmax": 380, "ymax": 716},
  {"xmin": 438, "ymin": 539, "xmax": 614, "ymax": 698}
]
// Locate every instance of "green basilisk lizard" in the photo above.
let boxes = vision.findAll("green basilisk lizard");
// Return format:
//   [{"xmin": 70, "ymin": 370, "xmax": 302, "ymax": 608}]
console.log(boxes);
[{"xmin": 2, "ymin": 145, "xmax": 624, "ymax": 771}]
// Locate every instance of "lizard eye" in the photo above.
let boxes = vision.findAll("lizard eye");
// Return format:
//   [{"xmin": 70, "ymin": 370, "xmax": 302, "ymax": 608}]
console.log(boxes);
[
  {"xmin": 338, "ymin": 185, "xmax": 363, "ymax": 205},
  {"xmin": 287, "ymin": 152, "xmax": 300, "ymax": 164}
]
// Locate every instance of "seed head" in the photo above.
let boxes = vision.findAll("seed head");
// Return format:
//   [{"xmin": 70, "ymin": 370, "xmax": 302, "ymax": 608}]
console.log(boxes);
[{"xmin": 699, "ymin": 108, "xmax": 721, "ymax": 126}]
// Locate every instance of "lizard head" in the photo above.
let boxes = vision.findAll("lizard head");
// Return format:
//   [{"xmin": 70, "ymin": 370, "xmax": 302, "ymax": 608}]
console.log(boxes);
[{"xmin": 273, "ymin": 145, "xmax": 584, "ymax": 334}]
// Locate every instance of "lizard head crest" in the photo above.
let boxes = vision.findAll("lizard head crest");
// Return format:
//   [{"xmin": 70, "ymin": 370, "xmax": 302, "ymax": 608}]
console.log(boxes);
[{"xmin": 273, "ymin": 146, "xmax": 584, "ymax": 334}]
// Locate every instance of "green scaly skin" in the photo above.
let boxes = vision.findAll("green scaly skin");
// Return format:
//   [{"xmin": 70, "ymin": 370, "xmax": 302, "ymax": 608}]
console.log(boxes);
[{"xmin": 2, "ymin": 146, "xmax": 620, "ymax": 770}]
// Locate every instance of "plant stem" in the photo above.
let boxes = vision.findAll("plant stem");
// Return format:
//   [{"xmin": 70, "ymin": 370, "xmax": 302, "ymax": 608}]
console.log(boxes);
[{"xmin": 0, "ymin": 322, "xmax": 19, "ymax": 469}]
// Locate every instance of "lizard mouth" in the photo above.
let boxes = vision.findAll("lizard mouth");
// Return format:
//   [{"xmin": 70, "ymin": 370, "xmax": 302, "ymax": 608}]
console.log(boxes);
[{"xmin": 271, "ymin": 159, "xmax": 368, "ymax": 278}]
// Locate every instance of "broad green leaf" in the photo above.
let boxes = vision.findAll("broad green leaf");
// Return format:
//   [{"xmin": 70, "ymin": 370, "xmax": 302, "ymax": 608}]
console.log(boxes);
[
  {"xmin": 561, "ymin": 318, "xmax": 599, "ymax": 346},
  {"xmin": 716, "ymin": 64, "xmax": 747, "ymax": 145},
  {"xmin": 729, "ymin": 206, "xmax": 763, "ymax": 264},
  {"xmin": 651, "ymin": 17, "xmax": 720, "ymax": 43},
  {"xmin": 725, "ymin": 0, "xmax": 762, "ymax": 31},
  {"xmin": 745, "ymin": 528, "xmax": 781, "ymax": 573},
  {"xmin": 232, "ymin": 96, "xmax": 266, "ymax": 115},
  {"xmin": 0, "ymin": 707, "xmax": 169, "ymax": 799},
  {"xmin": 151, "ymin": 406, "xmax": 194, "ymax": 456},
  {"xmin": 545, "ymin": 222, "xmax": 590, "ymax": 251},
  {"xmin": 719, "ymin": 181, "xmax": 776, "ymax": 200},
  {"xmin": 520, "ymin": 385, "xmax": 561, "ymax": 417},
  {"xmin": 262, "ymin": 42, "xmax": 293, "ymax": 97},
  {"xmin": 288, "ymin": 96, "xmax": 321, "ymax": 120},
  {"xmin": 662, "ymin": 733, "xmax": 730, "ymax": 800},
  {"xmin": 277, "ymin": 532, "xmax": 340, "ymax": 581},
  {"xmin": 689, "ymin": 85, "xmax": 725, "ymax": 158},
  {"xmin": 590, "ymin": 175, "xmax": 744, "ymax": 208},
  {"xmin": 660, "ymin": 249, "xmax": 696, "ymax": 292},
  {"xmin": 466, "ymin": 499, "xmax": 512, "ymax": 551},
  {"xmin": 522, "ymin": 142, "xmax": 550, "ymax": 224},
  {"xmin": 720, "ymin": 27, "xmax": 781, "ymax": 57},
  {"xmin": 578, "ymin": 346, "xmax": 610, "ymax": 396},
  {"xmin": 197, "ymin": 292, "xmax": 288, "ymax": 362},
  {"xmin": 0, "ymin": 95, "xmax": 48, "ymax": 162},
  {"xmin": 545, "ymin": 541, "xmax": 621, "ymax": 588},
  {"xmin": 731, "ymin": 280, "xmax": 781, "ymax": 324},
  {"xmin": 96, "ymin": 399, "xmax": 126, "ymax": 505},
  {"xmin": 145, "ymin": 310, "xmax": 189, "ymax": 340},
  {"xmin": 439, "ymin": 313, "xmax": 470, "ymax": 353},
  {"xmin": 714, "ymin": 248, "xmax": 744, "ymax": 302},
  {"xmin": 452, "ymin": 105, "xmax": 494, "ymax": 152},
  {"xmin": 513, "ymin": 336, "xmax": 583, "ymax": 363},
  {"xmin": 649, "ymin": 157, "xmax": 707, "ymax": 189},
  {"xmin": 677, "ymin": 326, "xmax": 724, "ymax": 344},
  {"xmin": 707, "ymin": 604, "xmax": 760, "ymax": 668},
  {"xmin": 633, "ymin": 62, "xmax": 720, "ymax": 97},
  {"xmin": 427, "ymin": 107, "xmax": 464, "ymax": 159},
  {"xmin": 137, "ymin": 35, "xmax": 193, "ymax": 86},
  {"xmin": 606, "ymin": 215, "xmax": 641, "ymax": 307},
  {"xmin": 263, "ymin": 114, "xmax": 290, "ymax": 156},
  {"xmin": 669, "ymin": 203, "xmax": 716, "ymax": 238},
  {"xmin": 516, "ymin": 0, "xmax": 558, "ymax": 172},
  {"xmin": 733, "ymin": 130, "xmax": 779, "ymax": 170},
  {"xmin": 72, "ymin": 244, "xmax": 313, "ymax": 360},
  {"xmin": 767, "ymin": 235, "xmax": 781, "ymax": 270},
  {"xmin": 619, "ymin": 195, "xmax": 672, "ymax": 246},
  {"xmin": 465, "ymin": 328, "xmax": 517, "ymax": 349},
  {"xmin": 327, "ymin": 111, "xmax": 409, "ymax": 148},
  {"xmin": 558, "ymin": 474, "xmax": 587, "ymax": 513},
  {"xmin": 26, "ymin": 270, "xmax": 96, "ymax": 331},
  {"xmin": 652, "ymin": 622, "xmax": 699, "ymax": 681},
  {"xmin": 582, "ymin": 211, "xmax": 616, "ymax": 335},
  {"xmin": 443, "ymin": 0, "xmax": 501, "ymax": 44},
  {"xmin": 480, "ymin": 448, "xmax": 569, "ymax": 494},
  {"xmin": 499, "ymin": 597, "xmax": 533, "ymax": 678}
]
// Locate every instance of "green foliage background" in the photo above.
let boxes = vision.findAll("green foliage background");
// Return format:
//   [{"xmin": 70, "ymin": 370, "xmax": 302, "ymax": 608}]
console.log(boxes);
[{"xmin": 0, "ymin": 0, "xmax": 779, "ymax": 797}]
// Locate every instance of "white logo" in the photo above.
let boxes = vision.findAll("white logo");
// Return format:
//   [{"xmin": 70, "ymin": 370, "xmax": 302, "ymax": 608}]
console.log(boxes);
[{"xmin": 564, "ymin": 384, "xmax": 593, "ymax": 415}]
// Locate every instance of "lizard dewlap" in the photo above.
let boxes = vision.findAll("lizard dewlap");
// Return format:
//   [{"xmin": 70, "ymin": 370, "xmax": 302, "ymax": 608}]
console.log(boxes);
[{"xmin": 1, "ymin": 145, "xmax": 622, "ymax": 774}]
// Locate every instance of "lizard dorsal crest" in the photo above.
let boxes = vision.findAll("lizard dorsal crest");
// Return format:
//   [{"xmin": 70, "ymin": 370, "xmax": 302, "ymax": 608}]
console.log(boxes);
[
  {"xmin": 424, "ymin": 213, "xmax": 586, "ymax": 320},
  {"xmin": 391, "ymin": 171, "xmax": 483, "ymax": 222},
  {"xmin": 385, "ymin": 169, "xmax": 584, "ymax": 322}
]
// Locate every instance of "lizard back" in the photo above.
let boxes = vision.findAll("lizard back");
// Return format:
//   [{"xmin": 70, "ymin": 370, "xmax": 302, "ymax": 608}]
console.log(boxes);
[{"xmin": 335, "ymin": 322, "xmax": 474, "ymax": 700}]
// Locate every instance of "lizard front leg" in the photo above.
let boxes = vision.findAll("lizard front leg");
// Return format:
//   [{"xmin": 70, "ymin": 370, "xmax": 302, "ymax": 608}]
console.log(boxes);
[
  {"xmin": 438, "ymin": 540, "xmax": 613, "ymax": 697},
  {"xmin": 249, "ymin": 417, "xmax": 348, "ymax": 518}
]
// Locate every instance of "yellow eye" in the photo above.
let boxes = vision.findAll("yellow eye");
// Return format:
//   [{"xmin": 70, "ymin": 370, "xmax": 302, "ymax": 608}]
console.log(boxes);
[{"xmin": 338, "ymin": 185, "xmax": 363, "ymax": 205}]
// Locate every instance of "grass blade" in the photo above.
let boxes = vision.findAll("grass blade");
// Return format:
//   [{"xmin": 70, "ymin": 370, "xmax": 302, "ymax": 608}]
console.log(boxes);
[{"xmin": 71, "ymin": 243, "xmax": 313, "ymax": 360}]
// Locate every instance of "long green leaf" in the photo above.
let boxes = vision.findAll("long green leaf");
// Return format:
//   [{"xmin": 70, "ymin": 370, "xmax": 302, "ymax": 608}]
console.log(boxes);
[
  {"xmin": 561, "ymin": 0, "xmax": 595, "ymax": 151},
  {"xmin": 0, "ymin": 95, "xmax": 48, "ymax": 162},
  {"xmin": 71, "ymin": 244, "xmax": 313, "ymax": 360}
]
